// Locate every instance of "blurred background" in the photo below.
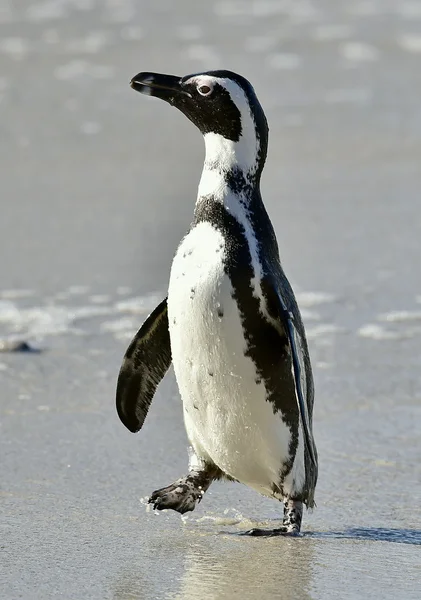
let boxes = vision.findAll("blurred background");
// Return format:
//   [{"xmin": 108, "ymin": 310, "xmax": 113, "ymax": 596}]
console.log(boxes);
[{"xmin": 1, "ymin": 1, "xmax": 420, "ymax": 599}]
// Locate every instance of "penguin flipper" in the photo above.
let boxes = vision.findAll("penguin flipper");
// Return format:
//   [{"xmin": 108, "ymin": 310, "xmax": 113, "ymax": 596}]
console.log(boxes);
[
  {"xmin": 116, "ymin": 297, "xmax": 171, "ymax": 433},
  {"xmin": 262, "ymin": 277, "xmax": 317, "ymax": 470}
]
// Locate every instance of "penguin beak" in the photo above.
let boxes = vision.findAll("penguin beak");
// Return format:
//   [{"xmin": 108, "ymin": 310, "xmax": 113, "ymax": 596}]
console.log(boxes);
[{"xmin": 130, "ymin": 72, "xmax": 191, "ymax": 103}]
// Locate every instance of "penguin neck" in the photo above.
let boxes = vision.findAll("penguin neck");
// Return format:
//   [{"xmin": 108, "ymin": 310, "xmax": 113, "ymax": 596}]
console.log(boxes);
[{"xmin": 197, "ymin": 132, "xmax": 266, "ymax": 207}]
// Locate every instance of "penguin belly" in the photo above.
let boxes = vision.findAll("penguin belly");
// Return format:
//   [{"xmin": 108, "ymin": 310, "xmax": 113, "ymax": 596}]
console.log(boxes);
[{"xmin": 168, "ymin": 221, "xmax": 293, "ymax": 498}]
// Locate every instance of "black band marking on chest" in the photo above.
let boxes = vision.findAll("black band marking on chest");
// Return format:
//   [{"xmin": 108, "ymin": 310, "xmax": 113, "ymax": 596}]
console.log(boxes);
[{"xmin": 193, "ymin": 198, "xmax": 300, "ymax": 485}]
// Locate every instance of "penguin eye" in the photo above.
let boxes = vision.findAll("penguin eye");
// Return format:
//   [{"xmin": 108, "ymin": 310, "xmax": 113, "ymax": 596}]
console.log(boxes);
[{"xmin": 197, "ymin": 84, "xmax": 213, "ymax": 97}]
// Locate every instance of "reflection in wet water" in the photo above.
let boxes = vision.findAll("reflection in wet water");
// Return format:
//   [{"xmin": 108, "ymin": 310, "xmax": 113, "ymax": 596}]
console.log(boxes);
[
  {"xmin": 110, "ymin": 525, "xmax": 421, "ymax": 600},
  {"xmin": 174, "ymin": 535, "xmax": 314, "ymax": 600},
  {"xmin": 112, "ymin": 532, "xmax": 315, "ymax": 600},
  {"xmin": 113, "ymin": 572, "xmax": 149, "ymax": 600}
]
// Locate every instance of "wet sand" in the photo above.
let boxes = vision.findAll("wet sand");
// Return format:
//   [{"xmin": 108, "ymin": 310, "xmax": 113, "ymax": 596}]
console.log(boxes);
[{"xmin": 1, "ymin": 1, "xmax": 420, "ymax": 598}]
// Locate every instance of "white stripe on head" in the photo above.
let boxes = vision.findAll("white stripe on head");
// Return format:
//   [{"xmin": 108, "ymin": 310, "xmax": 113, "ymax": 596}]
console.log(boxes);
[
  {"xmin": 185, "ymin": 75, "xmax": 260, "ymax": 175},
  {"xmin": 188, "ymin": 76, "xmax": 269, "ymax": 318}
]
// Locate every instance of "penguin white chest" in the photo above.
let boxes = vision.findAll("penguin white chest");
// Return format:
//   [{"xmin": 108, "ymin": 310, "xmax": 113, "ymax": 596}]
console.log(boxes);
[{"xmin": 168, "ymin": 221, "xmax": 292, "ymax": 495}]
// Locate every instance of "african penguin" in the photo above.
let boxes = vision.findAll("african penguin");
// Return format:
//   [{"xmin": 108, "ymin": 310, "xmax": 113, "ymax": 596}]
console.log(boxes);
[{"xmin": 116, "ymin": 70, "xmax": 318, "ymax": 535}]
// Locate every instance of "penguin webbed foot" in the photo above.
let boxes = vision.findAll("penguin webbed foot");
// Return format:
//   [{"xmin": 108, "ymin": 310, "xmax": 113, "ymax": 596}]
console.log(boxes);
[
  {"xmin": 148, "ymin": 476, "xmax": 206, "ymax": 514},
  {"xmin": 148, "ymin": 461, "xmax": 222, "ymax": 514},
  {"xmin": 242, "ymin": 499, "xmax": 303, "ymax": 537},
  {"xmin": 242, "ymin": 527, "xmax": 300, "ymax": 537}
]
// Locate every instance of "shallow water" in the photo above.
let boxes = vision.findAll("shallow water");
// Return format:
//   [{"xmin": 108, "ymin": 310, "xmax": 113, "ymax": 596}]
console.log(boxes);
[{"xmin": 1, "ymin": 0, "xmax": 420, "ymax": 599}]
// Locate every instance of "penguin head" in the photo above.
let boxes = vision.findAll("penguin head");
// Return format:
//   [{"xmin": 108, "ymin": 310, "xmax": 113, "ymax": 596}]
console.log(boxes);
[{"xmin": 131, "ymin": 70, "xmax": 268, "ymax": 177}]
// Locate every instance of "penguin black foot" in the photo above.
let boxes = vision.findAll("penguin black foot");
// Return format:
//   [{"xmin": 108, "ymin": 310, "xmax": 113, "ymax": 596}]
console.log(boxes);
[
  {"xmin": 148, "ymin": 464, "xmax": 221, "ymax": 514},
  {"xmin": 242, "ymin": 499, "xmax": 303, "ymax": 537},
  {"xmin": 149, "ymin": 477, "xmax": 204, "ymax": 514},
  {"xmin": 242, "ymin": 527, "xmax": 300, "ymax": 537}
]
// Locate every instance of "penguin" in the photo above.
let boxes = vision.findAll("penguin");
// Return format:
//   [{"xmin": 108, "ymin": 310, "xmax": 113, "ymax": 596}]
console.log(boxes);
[{"xmin": 116, "ymin": 70, "xmax": 318, "ymax": 535}]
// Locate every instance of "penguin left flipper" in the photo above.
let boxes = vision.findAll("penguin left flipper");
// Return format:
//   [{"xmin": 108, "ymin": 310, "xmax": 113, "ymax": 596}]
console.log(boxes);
[
  {"xmin": 262, "ymin": 276, "xmax": 318, "ymax": 470},
  {"xmin": 116, "ymin": 297, "xmax": 171, "ymax": 433}
]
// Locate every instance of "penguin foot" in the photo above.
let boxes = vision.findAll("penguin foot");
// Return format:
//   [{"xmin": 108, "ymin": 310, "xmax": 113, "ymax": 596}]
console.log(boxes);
[
  {"xmin": 241, "ymin": 499, "xmax": 303, "ymax": 536},
  {"xmin": 149, "ymin": 476, "xmax": 206, "ymax": 514},
  {"xmin": 241, "ymin": 527, "xmax": 300, "ymax": 537},
  {"xmin": 148, "ymin": 460, "xmax": 223, "ymax": 514}
]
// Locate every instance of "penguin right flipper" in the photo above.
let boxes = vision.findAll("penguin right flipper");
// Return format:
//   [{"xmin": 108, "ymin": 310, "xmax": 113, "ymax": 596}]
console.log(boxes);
[
  {"xmin": 116, "ymin": 297, "xmax": 171, "ymax": 433},
  {"xmin": 262, "ymin": 276, "xmax": 318, "ymax": 471}
]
